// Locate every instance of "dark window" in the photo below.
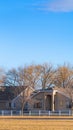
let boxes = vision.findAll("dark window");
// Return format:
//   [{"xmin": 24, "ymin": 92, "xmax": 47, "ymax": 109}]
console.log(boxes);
[
  {"xmin": 24, "ymin": 102, "xmax": 29, "ymax": 111},
  {"xmin": 14, "ymin": 103, "xmax": 16, "ymax": 108},
  {"xmin": 34, "ymin": 102, "xmax": 42, "ymax": 108},
  {"xmin": 66, "ymin": 102, "xmax": 71, "ymax": 108},
  {"xmin": 9, "ymin": 102, "xmax": 11, "ymax": 108}
]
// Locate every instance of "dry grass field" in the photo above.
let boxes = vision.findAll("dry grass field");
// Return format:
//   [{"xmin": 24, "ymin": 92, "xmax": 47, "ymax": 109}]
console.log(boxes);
[{"xmin": 0, "ymin": 116, "xmax": 73, "ymax": 130}]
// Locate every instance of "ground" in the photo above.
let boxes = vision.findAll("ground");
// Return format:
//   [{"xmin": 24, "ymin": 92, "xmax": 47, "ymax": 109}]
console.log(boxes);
[{"xmin": 0, "ymin": 116, "xmax": 73, "ymax": 130}]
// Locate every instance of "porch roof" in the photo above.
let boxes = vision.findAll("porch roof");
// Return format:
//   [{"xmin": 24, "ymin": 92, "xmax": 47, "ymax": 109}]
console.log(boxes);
[{"xmin": 31, "ymin": 88, "xmax": 53, "ymax": 98}]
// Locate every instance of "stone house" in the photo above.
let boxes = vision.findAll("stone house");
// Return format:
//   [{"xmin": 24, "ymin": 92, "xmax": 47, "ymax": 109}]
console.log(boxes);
[
  {"xmin": 0, "ymin": 86, "xmax": 71, "ymax": 111},
  {"xmin": 28, "ymin": 87, "xmax": 71, "ymax": 111}
]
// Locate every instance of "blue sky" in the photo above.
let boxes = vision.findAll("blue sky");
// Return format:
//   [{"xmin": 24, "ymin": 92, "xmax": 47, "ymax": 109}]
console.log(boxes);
[{"xmin": 0, "ymin": 0, "xmax": 73, "ymax": 69}]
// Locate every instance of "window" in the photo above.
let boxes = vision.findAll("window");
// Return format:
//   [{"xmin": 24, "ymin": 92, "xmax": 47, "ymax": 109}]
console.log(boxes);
[
  {"xmin": 9, "ymin": 102, "xmax": 11, "ymax": 108},
  {"xmin": 34, "ymin": 102, "xmax": 42, "ymax": 108},
  {"xmin": 66, "ymin": 101, "xmax": 71, "ymax": 108},
  {"xmin": 14, "ymin": 103, "xmax": 16, "ymax": 108}
]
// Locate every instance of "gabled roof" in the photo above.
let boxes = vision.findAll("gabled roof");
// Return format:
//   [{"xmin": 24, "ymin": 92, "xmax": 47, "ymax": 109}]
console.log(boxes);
[
  {"xmin": 30, "ymin": 86, "xmax": 71, "ymax": 99},
  {"xmin": 0, "ymin": 86, "xmax": 30, "ymax": 101},
  {"xmin": 0, "ymin": 87, "xmax": 14, "ymax": 101},
  {"xmin": 30, "ymin": 88, "xmax": 53, "ymax": 98},
  {"xmin": 11, "ymin": 86, "xmax": 35, "ymax": 102}
]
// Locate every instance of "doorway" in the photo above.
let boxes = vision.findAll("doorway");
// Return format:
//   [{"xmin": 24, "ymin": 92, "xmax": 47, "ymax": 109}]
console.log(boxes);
[{"xmin": 45, "ymin": 95, "xmax": 52, "ymax": 110}]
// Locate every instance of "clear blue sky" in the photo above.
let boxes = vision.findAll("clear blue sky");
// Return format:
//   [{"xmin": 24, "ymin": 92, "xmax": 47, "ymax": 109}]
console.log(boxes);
[{"xmin": 0, "ymin": 0, "xmax": 73, "ymax": 69}]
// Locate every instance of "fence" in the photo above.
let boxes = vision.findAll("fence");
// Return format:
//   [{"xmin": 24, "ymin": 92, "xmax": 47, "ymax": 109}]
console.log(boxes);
[{"xmin": 0, "ymin": 110, "xmax": 73, "ymax": 116}]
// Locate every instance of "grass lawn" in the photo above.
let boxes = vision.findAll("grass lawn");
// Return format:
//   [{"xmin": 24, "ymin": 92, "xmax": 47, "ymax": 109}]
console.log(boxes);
[{"xmin": 0, "ymin": 116, "xmax": 73, "ymax": 130}]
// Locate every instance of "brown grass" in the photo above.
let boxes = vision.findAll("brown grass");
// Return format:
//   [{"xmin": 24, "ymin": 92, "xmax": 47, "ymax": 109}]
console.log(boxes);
[{"xmin": 0, "ymin": 116, "xmax": 73, "ymax": 130}]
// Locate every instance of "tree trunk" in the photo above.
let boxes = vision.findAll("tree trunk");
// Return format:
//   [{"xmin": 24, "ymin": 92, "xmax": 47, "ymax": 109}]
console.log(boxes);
[{"xmin": 21, "ymin": 103, "xmax": 25, "ymax": 115}]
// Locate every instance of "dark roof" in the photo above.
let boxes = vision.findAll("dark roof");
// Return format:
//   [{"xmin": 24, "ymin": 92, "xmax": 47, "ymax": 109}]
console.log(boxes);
[
  {"xmin": 0, "ymin": 86, "xmax": 28, "ymax": 101},
  {"xmin": 31, "ymin": 88, "xmax": 53, "ymax": 97},
  {"xmin": 0, "ymin": 91, "xmax": 14, "ymax": 101}
]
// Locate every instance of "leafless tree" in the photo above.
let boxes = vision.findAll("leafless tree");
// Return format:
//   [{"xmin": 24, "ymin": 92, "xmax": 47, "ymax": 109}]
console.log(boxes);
[
  {"xmin": 54, "ymin": 65, "xmax": 73, "ymax": 109},
  {"xmin": 0, "ymin": 68, "xmax": 6, "ymax": 86},
  {"xmin": 39, "ymin": 63, "xmax": 55, "ymax": 89},
  {"xmin": 4, "ymin": 68, "xmax": 20, "ymax": 86},
  {"xmin": 23, "ymin": 64, "xmax": 42, "ymax": 89}
]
